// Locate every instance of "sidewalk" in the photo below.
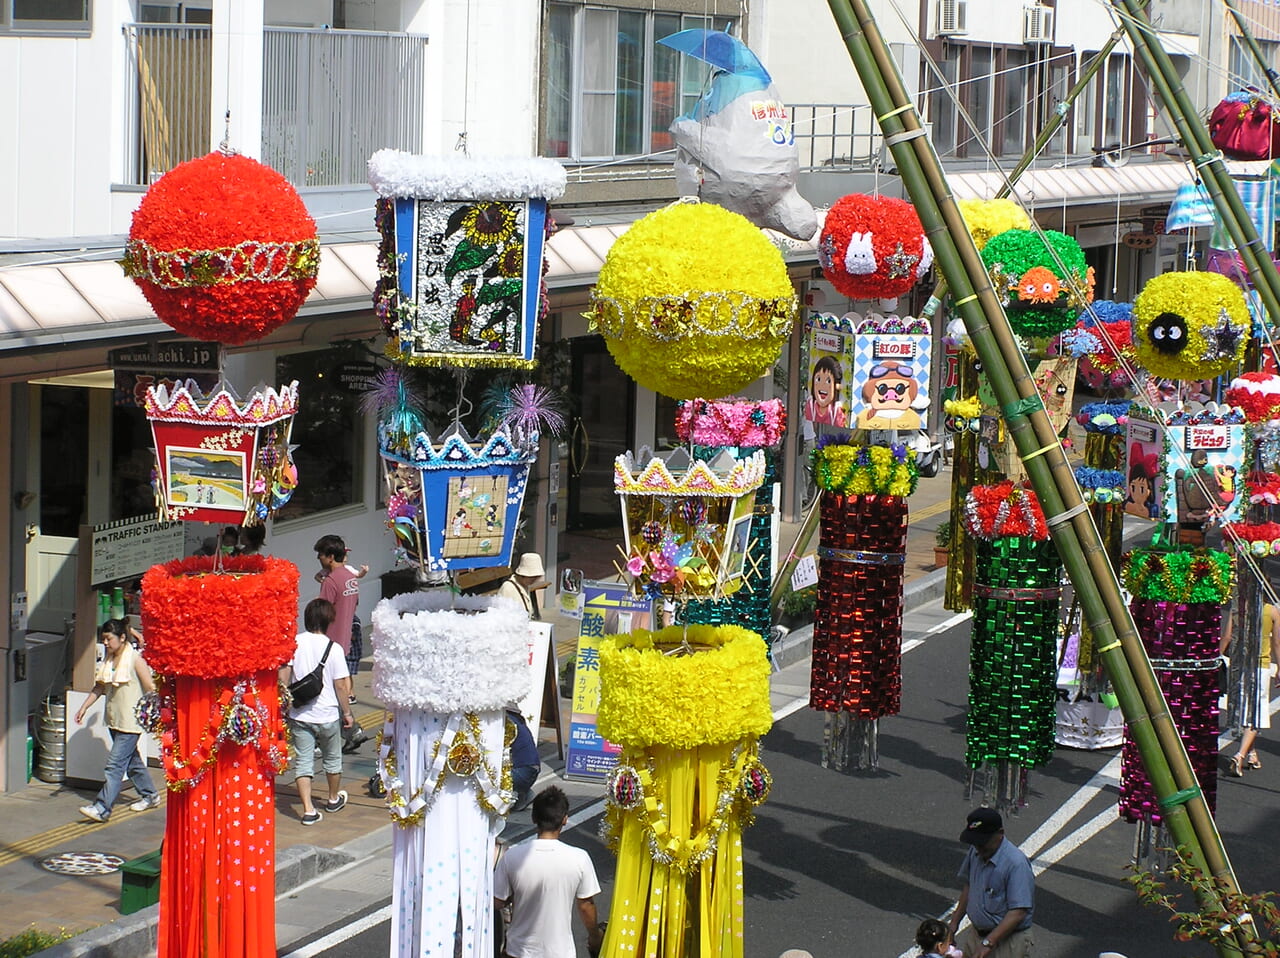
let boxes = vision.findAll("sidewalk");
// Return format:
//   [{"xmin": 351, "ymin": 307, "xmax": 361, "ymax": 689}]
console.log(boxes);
[{"xmin": 0, "ymin": 468, "xmax": 955, "ymax": 953}]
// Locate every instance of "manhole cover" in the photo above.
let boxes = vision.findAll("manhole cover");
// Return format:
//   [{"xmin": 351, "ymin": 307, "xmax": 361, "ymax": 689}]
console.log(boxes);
[{"xmin": 40, "ymin": 851, "xmax": 126, "ymax": 875}]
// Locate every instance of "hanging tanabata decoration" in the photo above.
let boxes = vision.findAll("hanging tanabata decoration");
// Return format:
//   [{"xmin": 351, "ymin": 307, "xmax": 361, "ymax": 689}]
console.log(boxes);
[
  {"xmin": 144, "ymin": 380, "xmax": 299, "ymax": 525},
  {"xmin": 123, "ymin": 151, "xmax": 319, "ymax": 345},
  {"xmin": 676, "ymin": 399, "xmax": 787, "ymax": 645},
  {"xmin": 808, "ymin": 439, "xmax": 918, "ymax": 769},
  {"xmin": 597, "ymin": 625, "xmax": 772, "ymax": 958},
  {"xmin": 817, "ymin": 193, "xmax": 932, "ymax": 301},
  {"xmin": 962, "ymin": 482, "xmax": 1061, "ymax": 811},
  {"xmin": 1119, "ymin": 549, "xmax": 1232, "ymax": 857},
  {"xmin": 587, "ymin": 201, "xmax": 796, "ymax": 400},
  {"xmin": 804, "ymin": 312, "xmax": 856, "ymax": 428},
  {"xmin": 849, "ymin": 315, "xmax": 931, "ymax": 431},
  {"xmin": 616, "ymin": 446, "xmax": 766, "ymax": 603},
  {"xmin": 372, "ymin": 590, "xmax": 528, "ymax": 958},
  {"xmin": 140, "ymin": 554, "xmax": 298, "ymax": 958},
  {"xmin": 1132, "ymin": 271, "xmax": 1249, "ymax": 382},
  {"xmin": 1064, "ymin": 301, "xmax": 1137, "ymax": 393},
  {"xmin": 1160, "ymin": 405, "xmax": 1248, "ymax": 541},
  {"xmin": 956, "ymin": 198, "xmax": 1031, "ymax": 251},
  {"xmin": 981, "ymin": 229, "xmax": 1093, "ymax": 339},
  {"xmin": 367, "ymin": 150, "xmax": 565, "ymax": 368}
]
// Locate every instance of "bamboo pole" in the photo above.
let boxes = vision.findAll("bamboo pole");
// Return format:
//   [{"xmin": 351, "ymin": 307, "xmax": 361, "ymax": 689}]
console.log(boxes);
[
  {"xmin": 1223, "ymin": 0, "xmax": 1280, "ymax": 103},
  {"xmin": 1110, "ymin": 0, "xmax": 1280, "ymax": 323},
  {"xmin": 824, "ymin": 1, "xmax": 1250, "ymax": 953}
]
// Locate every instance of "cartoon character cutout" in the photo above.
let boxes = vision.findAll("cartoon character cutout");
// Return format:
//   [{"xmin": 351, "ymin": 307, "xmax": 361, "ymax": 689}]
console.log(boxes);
[
  {"xmin": 804, "ymin": 354, "xmax": 848, "ymax": 427},
  {"xmin": 855, "ymin": 360, "xmax": 921, "ymax": 430},
  {"xmin": 1125, "ymin": 451, "xmax": 1159, "ymax": 520}
]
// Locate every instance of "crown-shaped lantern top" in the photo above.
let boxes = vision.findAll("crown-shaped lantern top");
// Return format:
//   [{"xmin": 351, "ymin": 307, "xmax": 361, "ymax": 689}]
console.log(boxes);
[{"xmin": 144, "ymin": 380, "xmax": 299, "ymax": 425}]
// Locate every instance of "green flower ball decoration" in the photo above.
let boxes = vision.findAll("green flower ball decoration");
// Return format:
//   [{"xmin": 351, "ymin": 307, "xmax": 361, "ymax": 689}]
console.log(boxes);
[
  {"xmin": 980, "ymin": 228, "xmax": 1093, "ymax": 338},
  {"xmin": 586, "ymin": 203, "xmax": 797, "ymax": 400},
  {"xmin": 1133, "ymin": 271, "xmax": 1249, "ymax": 381}
]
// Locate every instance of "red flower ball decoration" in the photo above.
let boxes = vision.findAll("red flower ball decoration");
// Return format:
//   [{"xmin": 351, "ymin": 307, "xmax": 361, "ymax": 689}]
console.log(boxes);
[
  {"xmin": 1225, "ymin": 372, "xmax": 1280, "ymax": 423},
  {"xmin": 963, "ymin": 481, "xmax": 1050, "ymax": 541},
  {"xmin": 124, "ymin": 152, "xmax": 319, "ymax": 345},
  {"xmin": 141, "ymin": 555, "xmax": 300, "ymax": 679},
  {"xmin": 817, "ymin": 194, "xmax": 931, "ymax": 300}
]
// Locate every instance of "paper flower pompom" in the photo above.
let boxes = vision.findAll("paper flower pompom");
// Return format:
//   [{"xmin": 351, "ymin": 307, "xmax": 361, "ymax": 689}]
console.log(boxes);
[
  {"xmin": 123, "ymin": 152, "xmax": 319, "ymax": 344},
  {"xmin": 1133, "ymin": 272, "xmax": 1249, "ymax": 381},
  {"xmin": 587, "ymin": 202, "xmax": 796, "ymax": 400},
  {"xmin": 1225, "ymin": 371, "xmax": 1280, "ymax": 422},
  {"xmin": 981, "ymin": 229, "xmax": 1093, "ymax": 337},
  {"xmin": 811, "ymin": 442, "xmax": 919, "ymax": 497},
  {"xmin": 957, "ymin": 198, "xmax": 1031, "ymax": 250},
  {"xmin": 817, "ymin": 193, "xmax": 932, "ymax": 300},
  {"xmin": 963, "ymin": 481, "xmax": 1050, "ymax": 541}
]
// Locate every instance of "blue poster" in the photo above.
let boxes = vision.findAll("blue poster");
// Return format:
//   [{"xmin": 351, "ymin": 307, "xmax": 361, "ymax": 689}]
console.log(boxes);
[{"xmin": 563, "ymin": 580, "xmax": 654, "ymax": 781}]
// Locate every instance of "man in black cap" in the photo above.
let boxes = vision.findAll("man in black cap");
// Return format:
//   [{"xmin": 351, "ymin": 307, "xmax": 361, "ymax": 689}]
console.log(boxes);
[{"xmin": 946, "ymin": 807, "xmax": 1035, "ymax": 957}]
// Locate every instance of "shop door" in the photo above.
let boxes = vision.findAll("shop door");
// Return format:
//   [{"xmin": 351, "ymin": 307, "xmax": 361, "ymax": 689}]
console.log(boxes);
[
  {"xmin": 25, "ymin": 385, "xmax": 95, "ymax": 634},
  {"xmin": 567, "ymin": 336, "xmax": 634, "ymax": 530}
]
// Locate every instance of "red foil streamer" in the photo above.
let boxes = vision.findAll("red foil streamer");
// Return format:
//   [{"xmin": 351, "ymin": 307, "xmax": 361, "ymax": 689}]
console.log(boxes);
[{"xmin": 809, "ymin": 492, "xmax": 908, "ymax": 717}]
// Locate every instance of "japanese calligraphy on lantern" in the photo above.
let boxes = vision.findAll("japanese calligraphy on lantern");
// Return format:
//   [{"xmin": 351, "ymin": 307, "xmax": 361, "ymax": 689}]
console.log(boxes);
[{"xmin": 1163, "ymin": 420, "xmax": 1246, "ymax": 525}]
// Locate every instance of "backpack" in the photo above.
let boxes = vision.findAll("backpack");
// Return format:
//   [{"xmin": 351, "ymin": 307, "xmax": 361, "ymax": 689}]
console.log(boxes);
[{"xmin": 288, "ymin": 641, "xmax": 334, "ymax": 708}]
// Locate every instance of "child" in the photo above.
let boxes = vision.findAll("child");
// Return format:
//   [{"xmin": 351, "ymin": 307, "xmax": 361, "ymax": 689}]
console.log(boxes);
[
  {"xmin": 915, "ymin": 918, "xmax": 962, "ymax": 957},
  {"xmin": 804, "ymin": 355, "xmax": 848, "ymax": 427}
]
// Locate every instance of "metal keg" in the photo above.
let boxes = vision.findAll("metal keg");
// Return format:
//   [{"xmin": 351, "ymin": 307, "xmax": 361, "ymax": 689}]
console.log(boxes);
[{"xmin": 35, "ymin": 699, "xmax": 66, "ymax": 783}]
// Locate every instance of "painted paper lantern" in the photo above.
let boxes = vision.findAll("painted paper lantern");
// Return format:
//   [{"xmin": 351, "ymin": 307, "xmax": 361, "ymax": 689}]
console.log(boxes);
[
  {"xmin": 817, "ymin": 193, "xmax": 932, "ymax": 300},
  {"xmin": 588, "ymin": 202, "xmax": 797, "ymax": 400},
  {"xmin": 982, "ymin": 229, "xmax": 1093, "ymax": 337},
  {"xmin": 1160, "ymin": 405, "xmax": 1248, "ymax": 527},
  {"xmin": 1064, "ymin": 301, "xmax": 1135, "ymax": 392},
  {"xmin": 367, "ymin": 150, "xmax": 566, "ymax": 369},
  {"xmin": 379, "ymin": 425, "xmax": 535, "ymax": 574},
  {"xmin": 616, "ymin": 446, "xmax": 766, "ymax": 601},
  {"xmin": 144, "ymin": 381, "xmax": 299, "ymax": 525},
  {"xmin": 851, "ymin": 315, "xmax": 932, "ymax": 430},
  {"xmin": 122, "ymin": 152, "xmax": 319, "ymax": 345},
  {"xmin": 1133, "ymin": 272, "xmax": 1249, "ymax": 381},
  {"xmin": 957, "ymin": 198, "xmax": 1031, "ymax": 250}
]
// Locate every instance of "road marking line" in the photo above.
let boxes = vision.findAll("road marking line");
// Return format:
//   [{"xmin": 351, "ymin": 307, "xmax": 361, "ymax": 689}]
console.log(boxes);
[
  {"xmin": 278, "ymin": 903, "xmax": 393, "ymax": 958},
  {"xmin": 901, "ymin": 639, "xmax": 923, "ymax": 654},
  {"xmin": 911, "ymin": 499, "xmax": 953, "ymax": 522},
  {"xmin": 925, "ymin": 611, "xmax": 972, "ymax": 635}
]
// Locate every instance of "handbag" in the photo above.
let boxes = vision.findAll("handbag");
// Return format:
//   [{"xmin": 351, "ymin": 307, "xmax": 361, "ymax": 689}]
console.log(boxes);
[{"xmin": 288, "ymin": 641, "xmax": 334, "ymax": 707}]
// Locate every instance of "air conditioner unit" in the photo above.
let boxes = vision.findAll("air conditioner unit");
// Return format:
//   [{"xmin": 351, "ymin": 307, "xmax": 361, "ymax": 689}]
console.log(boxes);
[
  {"xmin": 935, "ymin": 0, "xmax": 967, "ymax": 36},
  {"xmin": 1023, "ymin": 4, "xmax": 1054, "ymax": 44}
]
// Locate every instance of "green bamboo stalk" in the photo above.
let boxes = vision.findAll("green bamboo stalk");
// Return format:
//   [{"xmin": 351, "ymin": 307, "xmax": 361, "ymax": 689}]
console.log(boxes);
[
  {"xmin": 1111, "ymin": 0, "xmax": 1280, "ymax": 323},
  {"xmin": 825, "ymin": 1, "xmax": 1249, "ymax": 953},
  {"xmin": 1223, "ymin": 0, "xmax": 1280, "ymax": 103},
  {"xmin": 769, "ymin": 494, "xmax": 820, "ymax": 613}
]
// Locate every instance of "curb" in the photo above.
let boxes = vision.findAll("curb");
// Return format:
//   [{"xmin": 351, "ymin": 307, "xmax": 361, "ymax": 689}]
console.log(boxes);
[{"xmin": 33, "ymin": 844, "xmax": 356, "ymax": 958}]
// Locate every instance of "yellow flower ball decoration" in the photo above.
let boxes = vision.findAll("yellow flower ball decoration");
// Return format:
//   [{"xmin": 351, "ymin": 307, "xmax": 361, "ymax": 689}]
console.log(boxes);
[
  {"xmin": 957, "ymin": 198, "xmax": 1031, "ymax": 251},
  {"xmin": 1133, "ymin": 271, "xmax": 1249, "ymax": 381},
  {"xmin": 587, "ymin": 202, "xmax": 797, "ymax": 400}
]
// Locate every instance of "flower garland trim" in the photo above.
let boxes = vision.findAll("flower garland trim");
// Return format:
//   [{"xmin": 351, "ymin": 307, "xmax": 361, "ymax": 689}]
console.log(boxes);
[
  {"xmin": 674, "ymin": 398, "xmax": 786, "ymax": 449},
  {"xmin": 1246, "ymin": 471, "xmax": 1280, "ymax": 505},
  {"xmin": 141, "ymin": 556, "xmax": 300, "ymax": 678},
  {"xmin": 1121, "ymin": 548, "xmax": 1235, "ymax": 604},
  {"xmin": 144, "ymin": 380, "xmax": 300, "ymax": 426},
  {"xmin": 378, "ymin": 423, "xmax": 538, "ymax": 468},
  {"xmin": 1075, "ymin": 400, "xmax": 1131, "ymax": 434},
  {"xmin": 1222, "ymin": 521, "xmax": 1280, "ymax": 557},
  {"xmin": 1074, "ymin": 467, "xmax": 1126, "ymax": 504},
  {"xmin": 367, "ymin": 149, "xmax": 568, "ymax": 201},
  {"xmin": 597, "ymin": 625, "xmax": 772, "ymax": 749},
  {"xmin": 614, "ymin": 448, "xmax": 766, "ymax": 497},
  {"xmin": 370, "ymin": 590, "xmax": 530, "ymax": 712},
  {"xmin": 588, "ymin": 289, "xmax": 797, "ymax": 340},
  {"xmin": 122, "ymin": 237, "xmax": 319, "ymax": 289},
  {"xmin": 1225, "ymin": 372, "xmax": 1280, "ymax": 423},
  {"xmin": 963, "ymin": 481, "xmax": 1050, "ymax": 541},
  {"xmin": 811, "ymin": 442, "xmax": 919, "ymax": 497}
]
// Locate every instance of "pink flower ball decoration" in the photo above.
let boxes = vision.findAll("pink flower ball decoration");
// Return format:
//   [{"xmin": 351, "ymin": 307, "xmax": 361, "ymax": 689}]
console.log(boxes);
[{"xmin": 817, "ymin": 194, "xmax": 932, "ymax": 300}]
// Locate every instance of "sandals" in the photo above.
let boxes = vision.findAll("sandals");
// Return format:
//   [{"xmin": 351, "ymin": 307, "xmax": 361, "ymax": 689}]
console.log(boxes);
[
  {"xmin": 1226, "ymin": 755, "xmax": 1245, "ymax": 778},
  {"xmin": 1246, "ymin": 751, "xmax": 1262, "ymax": 770}
]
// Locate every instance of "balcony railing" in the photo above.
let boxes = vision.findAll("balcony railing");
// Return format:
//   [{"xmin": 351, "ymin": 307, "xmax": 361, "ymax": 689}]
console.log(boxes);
[
  {"xmin": 791, "ymin": 103, "xmax": 882, "ymax": 173},
  {"xmin": 122, "ymin": 24, "xmax": 426, "ymax": 188},
  {"xmin": 262, "ymin": 27, "xmax": 427, "ymax": 188}
]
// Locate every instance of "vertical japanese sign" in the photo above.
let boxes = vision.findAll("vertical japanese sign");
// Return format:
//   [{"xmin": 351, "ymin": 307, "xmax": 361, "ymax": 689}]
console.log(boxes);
[{"xmin": 564, "ymin": 580, "xmax": 654, "ymax": 781}]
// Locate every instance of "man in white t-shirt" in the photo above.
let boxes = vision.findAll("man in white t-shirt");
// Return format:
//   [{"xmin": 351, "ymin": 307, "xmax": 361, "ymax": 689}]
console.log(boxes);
[
  {"xmin": 494, "ymin": 786, "xmax": 603, "ymax": 958},
  {"xmin": 281, "ymin": 598, "xmax": 354, "ymax": 825}
]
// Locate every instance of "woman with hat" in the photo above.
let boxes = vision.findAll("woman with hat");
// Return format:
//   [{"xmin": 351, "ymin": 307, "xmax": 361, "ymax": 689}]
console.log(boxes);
[{"xmin": 499, "ymin": 552, "xmax": 548, "ymax": 620}]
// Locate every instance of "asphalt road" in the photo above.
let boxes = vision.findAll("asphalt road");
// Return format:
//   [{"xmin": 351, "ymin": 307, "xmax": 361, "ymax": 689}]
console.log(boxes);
[{"xmin": 281, "ymin": 599, "xmax": 1278, "ymax": 958}]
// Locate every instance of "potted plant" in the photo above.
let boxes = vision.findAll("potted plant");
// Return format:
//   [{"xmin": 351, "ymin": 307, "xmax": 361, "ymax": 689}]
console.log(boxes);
[
  {"xmin": 778, "ymin": 584, "xmax": 818, "ymax": 629},
  {"xmin": 934, "ymin": 519, "xmax": 953, "ymax": 569}
]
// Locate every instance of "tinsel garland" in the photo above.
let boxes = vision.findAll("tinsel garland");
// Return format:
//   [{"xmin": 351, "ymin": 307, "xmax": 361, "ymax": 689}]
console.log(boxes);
[
  {"xmin": 1120, "ymin": 599, "xmax": 1221, "ymax": 824},
  {"xmin": 597, "ymin": 624, "xmax": 770, "ymax": 958},
  {"xmin": 945, "ymin": 356, "xmax": 1003, "ymax": 613},
  {"xmin": 140, "ymin": 555, "xmax": 299, "ymax": 681},
  {"xmin": 811, "ymin": 440, "xmax": 919, "ymax": 497},
  {"xmin": 810, "ymin": 492, "xmax": 908, "ymax": 770},
  {"xmin": 1121, "ymin": 549, "xmax": 1235, "ymax": 604},
  {"xmin": 966, "ymin": 536, "xmax": 1062, "ymax": 810},
  {"xmin": 963, "ymin": 482, "xmax": 1050, "ymax": 541},
  {"xmin": 981, "ymin": 228, "xmax": 1093, "ymax": 337}
]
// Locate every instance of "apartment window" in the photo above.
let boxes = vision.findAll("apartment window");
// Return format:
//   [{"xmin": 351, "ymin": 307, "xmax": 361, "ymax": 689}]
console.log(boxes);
[
  {"xmin": 1078, "ymin": 52, "xmax": 1135, "ymax": 151},
  {"xmin": 1229, "ymin": 35, "xmax": 1280, "ymax": 91},
  {"xmin": 545, "ymin": 4, "xmax": 736, "ymax": 161},
  {"xmin": 959, "ymin": 46, "xmax": 993, "ymax": 156},
  {"xmin": 0, "ymin": 0, "xmax": 91, "ymax": 33},
  {"xmin": 1001, "ymin": 48, "xmax": 1029, "ymax": 156},
  {"xmin": 929, "ymin": 46, "xmax": 961, "ymax": 156},
  {"xmin": 274, "ymin": 349, "xmax": 364, "ymax": 522},
  {"xmin": 1043, "ymin": 54, "xmax": 1071, "ymax": 154}
]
